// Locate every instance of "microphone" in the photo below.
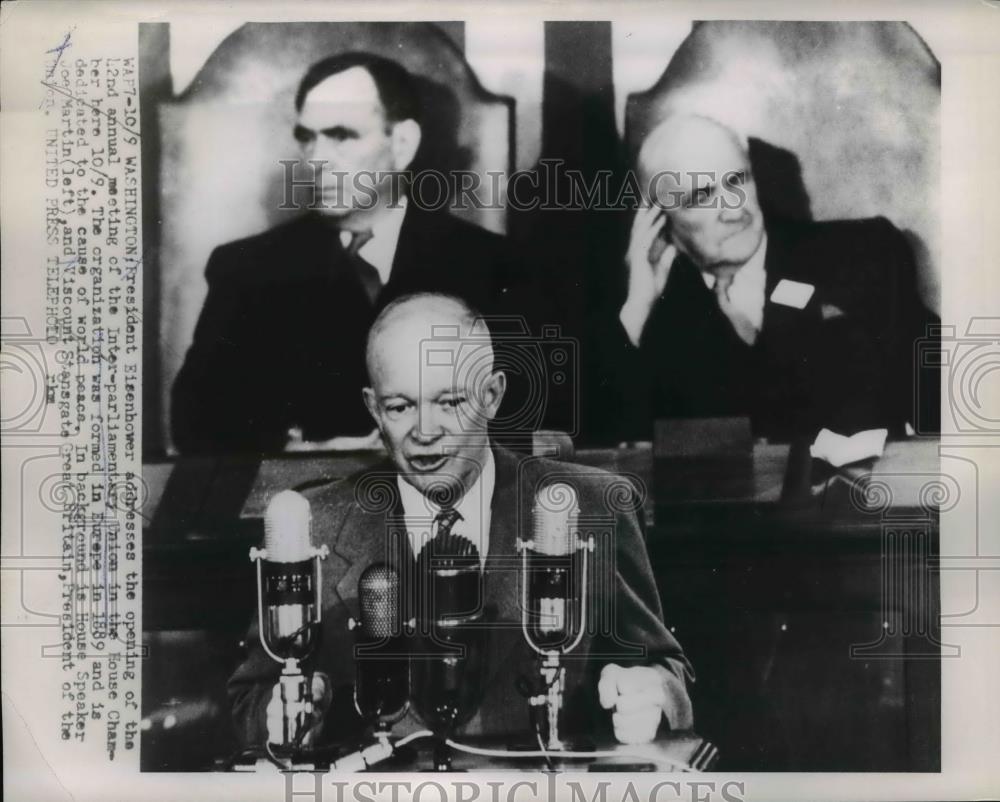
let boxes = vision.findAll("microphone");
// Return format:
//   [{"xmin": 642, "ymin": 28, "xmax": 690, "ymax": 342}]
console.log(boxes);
[
  {"xmin": 411, "ymin": 532, "xmax": 485, "ymax": 770},
  {"xmin": 423, "ymin": 530, "xmax": 482, "ymax": 623},
  {"xmin": 518, "ymin": 482, "xmax": 594, "ymax": 750},
  {"xmin": 259, "ymin": 491, "xmax": 321, "ymax": 659},
  {"xmin": 351, "ymin": 563, "xmax": 409, "ymax": 731},
  {"xmin": 525, "ymin": 482, "xmax": 583, "ymax": 651},
  {"xmin": 249, "ymin": 490, "xmax": 329, "ymax": 750}
]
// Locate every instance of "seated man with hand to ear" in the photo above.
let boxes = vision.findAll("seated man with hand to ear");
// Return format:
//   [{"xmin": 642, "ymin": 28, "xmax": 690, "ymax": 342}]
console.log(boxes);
[{"xmin": 593, "ymin": 114, "xmax": 938, "ymax": 444}]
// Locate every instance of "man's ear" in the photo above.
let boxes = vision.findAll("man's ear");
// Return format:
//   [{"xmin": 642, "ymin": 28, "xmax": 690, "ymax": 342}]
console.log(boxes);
[
  {"xmin": 390, "ymin": 119, "xmax": 421, "ymax": 171},
  {"xmin": 362, "ymin": 387, "xmax": 381, "ymax": 428},
  {"xmin": 480, "ymin": 371, "xmax": 507, "ymax": 421}
]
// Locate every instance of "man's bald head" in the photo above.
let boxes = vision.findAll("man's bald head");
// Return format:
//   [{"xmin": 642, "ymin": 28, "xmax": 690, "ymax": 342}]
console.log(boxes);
[
  {"xmin": 365, "ymin": 293, "xmax": 493, "ymax": 384},
  {"xmin": 638, "ymin": 115, "xmax": 748, "ymax": 186}
]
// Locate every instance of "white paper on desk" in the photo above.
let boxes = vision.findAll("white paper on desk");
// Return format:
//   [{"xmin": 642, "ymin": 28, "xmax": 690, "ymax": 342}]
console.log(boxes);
[{"xmin": 810, "ymin": 427, "xmax": 888, "ymax": 467}]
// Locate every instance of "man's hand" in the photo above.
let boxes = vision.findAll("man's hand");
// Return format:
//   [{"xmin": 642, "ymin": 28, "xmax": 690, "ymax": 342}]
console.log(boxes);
[
  {"xmin": 599, "ymin": 663, "xmax": 686, "ymax": 745},
  {"xmin": 265, "ymin": 672, "xmax": 332, "ymax": 747},
  {"xmin": 620, "ymin": 206, "xmax": 677, "ymax": 346}
]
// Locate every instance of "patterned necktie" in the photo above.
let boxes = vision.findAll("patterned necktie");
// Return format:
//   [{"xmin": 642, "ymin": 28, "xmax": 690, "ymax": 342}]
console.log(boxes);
[
  {"xmin": 713, "ymin": 273, "xmax": 759, "ymax": 346},
  {"xmin": 424, "ymin": 507, "xmax": 479, "ymax": 568},
  {"xmin": 433, "ymin": 507, "xmax": 464, "ymax": 542},
  {"xmin": 345, "ymin": 229, "xmax": 382, "ymax": 304}
]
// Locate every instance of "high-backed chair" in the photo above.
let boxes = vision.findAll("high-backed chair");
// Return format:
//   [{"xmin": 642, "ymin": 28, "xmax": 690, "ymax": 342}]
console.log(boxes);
[
  {"xmin": 624, "ymin": 21, "xmax": 940, "ymax": 314},
  {"xmin": 156, "ymin": 22, "xmax": 512, "ymax": 453}
]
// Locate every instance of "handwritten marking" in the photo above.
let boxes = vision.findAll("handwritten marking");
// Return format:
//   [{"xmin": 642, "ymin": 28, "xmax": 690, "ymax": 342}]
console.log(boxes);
[{"xmin": 45, "ymin": 29, "xmax": 74, "ymax": 79}]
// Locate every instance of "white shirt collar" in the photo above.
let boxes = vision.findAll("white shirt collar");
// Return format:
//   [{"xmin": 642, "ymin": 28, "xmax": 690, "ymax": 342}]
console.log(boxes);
[
  {"xmin": 701, "ymin": 232, "xmax": 769, "ymax": 334},
  {"xmin": 395, "ymin": 445, "xmax": 495, "ymax": 569},
  {"xmin": 338, "ymin": 196, "xmax": 408, "ymax": 285}
]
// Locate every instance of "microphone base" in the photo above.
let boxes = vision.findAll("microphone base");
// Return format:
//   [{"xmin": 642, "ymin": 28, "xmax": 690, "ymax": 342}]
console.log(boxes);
[{"xmin": 429, "ymin": 740, "xmax": 461, "ymax": 772}]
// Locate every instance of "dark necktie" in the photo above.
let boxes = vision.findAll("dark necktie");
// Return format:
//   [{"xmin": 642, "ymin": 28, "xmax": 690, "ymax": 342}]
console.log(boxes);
[
  {"xmin": 422, "ymin": 507, "xmax": 478, "ymax": 568},
  {"xmin": 433, "ymin": 507, "xmax": 464, "ymax": 543},
  {"xmin": 345, "ymin": 229, "xmax": 382, "ymax": 304}
]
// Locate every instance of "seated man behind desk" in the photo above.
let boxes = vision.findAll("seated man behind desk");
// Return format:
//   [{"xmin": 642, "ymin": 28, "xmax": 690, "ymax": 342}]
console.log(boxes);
[
  {"xmin": 228, "ymin": 293, "xmax": 693, "ymax": 750},
  {"xmin": 172, "ymin": 53, "xmax": 526, "ymax": 455},
  {"xmin": 595, "ymin": 114, "xmax": 938, "ymax": 443}
]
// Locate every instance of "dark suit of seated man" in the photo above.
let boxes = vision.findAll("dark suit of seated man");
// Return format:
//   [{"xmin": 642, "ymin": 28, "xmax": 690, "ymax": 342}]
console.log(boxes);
[
  {"xmin": 593, "ymin": 114, "xmax": 938, "ymax": 443},
  {"xmin": 228, "ymin": 293, "xmax": 693, "ymax": 751},
  {"xmin": 172, "ymin": 53, "xmax": 527, "ymax": 455}
]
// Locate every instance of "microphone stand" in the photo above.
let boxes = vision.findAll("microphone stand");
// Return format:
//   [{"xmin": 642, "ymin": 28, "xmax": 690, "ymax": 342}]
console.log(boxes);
[
  {"xmin": 249, "ymin": 543, "xmax": 329, "ymax": 758},
  {"xmin": 517, "ymin": 533, "xmax": 594, "ymax": 751}
]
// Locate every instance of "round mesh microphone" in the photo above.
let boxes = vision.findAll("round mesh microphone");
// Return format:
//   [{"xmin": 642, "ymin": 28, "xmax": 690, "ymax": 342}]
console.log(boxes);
[
  {"xmin": 354, "ymin": 563, "xmax": 408, "ymax": 725},
  {"xmin": 359, "ymin": 563, "xmax": 401, "ymax": 639}
]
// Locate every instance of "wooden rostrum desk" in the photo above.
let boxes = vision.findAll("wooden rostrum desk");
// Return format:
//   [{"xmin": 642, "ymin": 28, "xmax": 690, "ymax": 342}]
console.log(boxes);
[{"xmin": 573, "ymin": 436, "xmax": 942, "ymax": 771}]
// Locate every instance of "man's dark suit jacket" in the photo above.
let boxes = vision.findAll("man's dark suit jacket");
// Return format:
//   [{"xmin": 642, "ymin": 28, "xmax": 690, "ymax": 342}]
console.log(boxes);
[
  {"xmin": 590, "ymin": 216, "xmax": 940, "ymax": 443},
  {"xmin": 172, "ymin": 208, "xmax": 529, "ymax": 454},
  {"xmin": 227, "ymin": 445, "xmax": 693, "ymax": 748}
]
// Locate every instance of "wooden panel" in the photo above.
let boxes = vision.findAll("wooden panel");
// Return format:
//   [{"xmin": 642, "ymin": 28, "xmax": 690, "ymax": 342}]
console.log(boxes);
[{"xmin": 649, "ymin": 507, "xmax": 940, "ymax": 771}]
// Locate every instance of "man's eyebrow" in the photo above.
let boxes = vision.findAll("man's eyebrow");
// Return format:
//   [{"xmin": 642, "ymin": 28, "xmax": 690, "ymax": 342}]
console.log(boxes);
[
  {"xmin": 378, "ymin": 393, "xmax": 414, "ymax": 404},
  {"xmin": 319, "ymin": 125, "xmax": 360, "ymax": 139}
]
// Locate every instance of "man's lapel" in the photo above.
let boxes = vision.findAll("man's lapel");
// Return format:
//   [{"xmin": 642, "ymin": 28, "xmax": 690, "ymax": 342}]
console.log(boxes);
[
  {"xmin": 478, "ymin": 446, "xmax": 531, "ymax": 695},
  {"xmin": 383, "ymin": 206, "xmax": 458, "ymax": 297},
  {"xmin": 328, "ymin": 473, "xmax": 408, "ymax": 615},
  {"xmin": 290, "ymin": 213, "xmax": 351, "ymax": 282},
  {"xmin": 384, "ymin": 206, "xmax": 422, "ymax": 294},
  {"xmin": 484, "ymin": 446, "xmax": 527, "ymax": 623},
  {"xmin": 761, "ymin": 224, "xmax": 819, "ymax": 340}
]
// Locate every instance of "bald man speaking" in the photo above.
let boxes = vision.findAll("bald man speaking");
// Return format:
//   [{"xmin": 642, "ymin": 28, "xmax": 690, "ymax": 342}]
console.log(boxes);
[
  {"xmin": 598, "ymin": 114, "xmax": 937, "ymax": 442},
  {"xmin": 228, "ymin": 293, "xmax": 693, "ymax": 754}
]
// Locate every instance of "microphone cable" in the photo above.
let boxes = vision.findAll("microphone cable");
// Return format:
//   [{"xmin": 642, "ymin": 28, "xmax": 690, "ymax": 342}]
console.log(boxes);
[
  {"xmin": 227, "ymin": 729, "xmax": 436, "ymax": 772},
  {"xmin": 516, "ymin": 674, "xmax": 555, "ymax": 771}
]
